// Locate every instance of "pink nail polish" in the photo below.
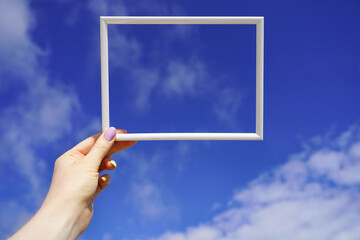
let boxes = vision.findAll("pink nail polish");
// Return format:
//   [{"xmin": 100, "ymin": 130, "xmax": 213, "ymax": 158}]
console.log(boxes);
[{"xmin": 104, "ymin": 127, "xmax": 116, "ymax": 141}]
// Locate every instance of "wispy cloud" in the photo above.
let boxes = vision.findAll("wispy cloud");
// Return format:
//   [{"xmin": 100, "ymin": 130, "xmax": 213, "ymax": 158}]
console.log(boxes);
[
  {"xmin": 0, "ymin": 201, "xmax": 33, "ymax": 239},
  {"xmin": 0, "ymin": 1, "xmax": 80, "ymax": 236},
  {"xmin": 154, "ymin": 127, "xmax": 360, "ymax": 240},
  {"xmin": 109, "ymin": 31, "xmax": 243, "ymax": 125},
  {"xmin": 161, "ymin": 59, "xmax": 208, "ymax": 98},
  {"xmin": 109, "ymin": 29, "xmax": 142, "ymax": 68},
  {"xmin": 131, "ymin": 181, "xmax": 179, "ymax": 220},
  {"xmin": 213, "ymin": 88, "xmax": 242, "ymax": 127},
  {"xmin": 87, "ymin": 0, "xmax": 127, "ymax": 16},
  {"xmin": 0, "ymin": 79, "xmax": 79, "ymax": 191},
  {"xmin": 129, "ymin": 0, "xmax": 184, "ymax": 15},
  {"xmin": 101, "ymin": 233, "xmax": 114, "ymax": 240},
  {"xmin": 116, "ymin": 141, "xmax": 198, "ymax": 224},
  {"xmin": 121, "ymin": 147, "xmax": 184, "ymax": 222},
  {"xmin": 85, "ymin": 2, "xmax": 243, "ymax": 124},
  {"xmin": 76, "ymin": 118, "xmax": 102, "ymax": 141},
  {"xmin": 131, "ymin": 68, "xmax": 160, "ymax": 111}
]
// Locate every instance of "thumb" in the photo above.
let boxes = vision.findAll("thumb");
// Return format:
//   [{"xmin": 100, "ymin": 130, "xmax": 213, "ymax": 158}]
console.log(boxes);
[{"xmin": 84, "ymin": 127, "xmax": 117, "ymax": 168}]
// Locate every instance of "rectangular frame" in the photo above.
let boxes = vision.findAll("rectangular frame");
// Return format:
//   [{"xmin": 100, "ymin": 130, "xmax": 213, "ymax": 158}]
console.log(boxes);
[{"xmin": 100, "ymin": 16, "xmax": 264, "ymax": 141}]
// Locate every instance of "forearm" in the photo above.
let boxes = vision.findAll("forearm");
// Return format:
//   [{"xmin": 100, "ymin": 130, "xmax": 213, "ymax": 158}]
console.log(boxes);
[
  {"xmin": 9, "ymin": 128, "xmax": 129, "ymax": 239},
  {"xmin": 9, "ymin": 201, "xmax": 81, "ymax": 240}
]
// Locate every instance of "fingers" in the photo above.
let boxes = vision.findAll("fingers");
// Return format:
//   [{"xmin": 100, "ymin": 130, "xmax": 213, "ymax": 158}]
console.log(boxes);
[
  {"xmin": 71, "ymin": 133, "xmax": 101, "ymax": 155},
  {"xmin": 106, "ymin": 129, "xmax": 137, "ymax": 156},
  {"xmin": 70, "ymin": 129, "xmax": 136, "ymax": 157},
  {"xmin": 99, "ymin": 157, "xmax": 117, "ymax": 172},
  {"xmin": 95, "ymin": 174, "xmax": 111, "ymax": 198},
  {"xmin": 84, "ymin": 127, "xmax": 117, "ymax": 168}
]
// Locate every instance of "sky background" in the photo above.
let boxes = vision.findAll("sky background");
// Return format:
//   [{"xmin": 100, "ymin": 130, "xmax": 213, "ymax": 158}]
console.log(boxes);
[{"xmin": 0, "ymin": 0, "xmax": 360, "ymax": 239}]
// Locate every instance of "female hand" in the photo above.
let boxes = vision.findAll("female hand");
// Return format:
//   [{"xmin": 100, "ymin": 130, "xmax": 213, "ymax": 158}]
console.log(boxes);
[{"xmin": 10, "ymin": 127, "xmax": 137, "ymax": 240}]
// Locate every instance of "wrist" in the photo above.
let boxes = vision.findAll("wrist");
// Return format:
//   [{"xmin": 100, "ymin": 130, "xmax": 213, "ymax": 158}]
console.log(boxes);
[
  {"xmin": 39, "ymin": 200, "xmax": 82, "ymax": 240},
  {"xmin": 10, "ymin": 199, "xmax": 83, "ymax": 240}
]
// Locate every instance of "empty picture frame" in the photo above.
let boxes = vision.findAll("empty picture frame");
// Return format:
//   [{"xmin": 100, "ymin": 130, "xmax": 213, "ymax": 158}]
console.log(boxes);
[{"xmin": 100, "ymin": 16, "xmax": 264, "ymax": 141}]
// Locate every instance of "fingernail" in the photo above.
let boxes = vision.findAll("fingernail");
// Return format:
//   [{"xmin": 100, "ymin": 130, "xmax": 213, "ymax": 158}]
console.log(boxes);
[
  {"xmin": 101, "ymin": 176, "xmax": 107, "ymax": 182},
  {"xmin": 116, "ymin": 129, "xmax": 127, "ymax": 134},
  {"xmin": 110, "ymin": 160, "xmax": 117, "ymax": 168},
  {"xmin": 104, "ymin": 127, "xmax": 116, "ymax": 142}
]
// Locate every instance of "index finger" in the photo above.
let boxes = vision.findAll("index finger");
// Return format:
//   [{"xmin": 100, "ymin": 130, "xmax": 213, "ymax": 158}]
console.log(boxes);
[
  {"xmin": 71, "ymin": 129, "xmax": 136, "ymax": 156},
  {"xmin": 71, "ymin": 132, "xmax": 101, "ymax": 155},
  {"xmin": 106, "ymin": 129, "xmax": 137, "ymax": 156}
]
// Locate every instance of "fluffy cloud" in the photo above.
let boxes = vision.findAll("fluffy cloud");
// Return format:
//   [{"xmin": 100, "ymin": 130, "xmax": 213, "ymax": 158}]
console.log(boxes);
[
  {"xmin": 0, "ymin": 0, "xmax": 79, "ymax": 207},
  {"xmin": 0, "ymin": 1, "xmax": 82, "ymax": 238},
  {"xmin": 154, "ymin": 127, "xmax": 360, "ymax": 240},
  {"xmin": 0, "ymin": 0, "xmax": 42, "ymax": 88}
]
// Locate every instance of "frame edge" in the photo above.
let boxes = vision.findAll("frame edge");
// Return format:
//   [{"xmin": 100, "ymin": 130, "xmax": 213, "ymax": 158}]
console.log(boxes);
[
  {"xmin": 100, "ymin": 16, "xmax": 265, "ymax": 140},
  {"xmin": 116, "ymin": 133, "xmax": 262, "ymax": 141},
  {"xmin": 100, "ymin": 18, "xmax": 110, "ymax": 132}
]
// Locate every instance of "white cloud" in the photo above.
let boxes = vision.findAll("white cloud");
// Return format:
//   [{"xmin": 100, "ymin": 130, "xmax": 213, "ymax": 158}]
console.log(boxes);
[
  {"xmin": 131, "ymin": 0, "xmax": 184, "ymax": 15},
  {"xmin": 131, "ymin": 67, "xmax": 160, "ymax": 111},
  {"xmin": 76, "ymin": 118, "xmax": 102, "ymax": 141},
  {"xmin": 0, "ymin": 0, "xmax": 42, "ymax": 88},
  {"xmin": 0, "ymin": 0, "xmax": 79, "ymax": 207},
  {"xmin": 350, "ymin": 142, "xmax": 360, "ymax": 157},
  {"xmin": 0, "ymin": 201, "xmax": 33, "ymax": 239},
  {"xmin": 211, "ymin": 202, "xmax": 222, "ymax": 212},
  {"xmin": 122, "ymin": 149, "xmax": 181, "ymax": 221},
  {"xmin": 0, "ymin": 78, "xmax": 79, "ymax": 193},
  {"xmin": 173, "ymin": 142, "xmax": 192, "ymax": 171},
  {"xmin": 162, "ymin": 59, "xmax": 207, "ymax": 98},
  {"xmin": 101, "ymin": 233, "xmax": 113, "ymax": 240},
  {"xmin": 308, "ymin": 150, "xmax": 360, "ymax": 185},
  {"xmin": 119, "ymin": 142, "xmax": 196, "ymax": 223},
  {"xmin": 154, "ymin": 127, "xmax": 360, "ymax": 240},
  {"xmin": 0, "ymin": 0, "xmax": 33, "ymax": 42},
  {"xmin": 87, "ymin": 0, "xmax": 127, "ymax": 16},
  {"xmin": 131, "ymin": 182, "xmax": 179, "ymax": 219},
  {"xmin": 213, "ymin": 88, "xmax": 242, "ymax": 126},
  {"xmin": 109, "ymin": 29, "xmax": 142, "ymax": 68},
  {"xmin": 126, "ymin": 59, "xmax": 209, "ymax": 111},
  {"xmin": 166, "ymin": 25, "xmax": 196, "ymax": 40},
  {"xmin": 158, "ymin": 225, "xmax": 222, "ymax": 240},
  {"xmin": 85, "ymin": 1, "xmax": 241, "ymax": 123}
]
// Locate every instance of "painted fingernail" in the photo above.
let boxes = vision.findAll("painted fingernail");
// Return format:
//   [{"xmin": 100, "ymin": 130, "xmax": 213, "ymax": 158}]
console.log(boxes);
[
  {"xmin": 101, "ymin": 176, "xmax": 107, "ymax": 182},
  {"xmin": 110, "ymin": 160, "xmax": 117, "ymax": 168},
  {"xmin": 104, "ymin": 127, "xmax": 116, "ymax": 142},
  {"xmin": 116, "ymin": 129, "xmax": 127, "ymax": 134}
]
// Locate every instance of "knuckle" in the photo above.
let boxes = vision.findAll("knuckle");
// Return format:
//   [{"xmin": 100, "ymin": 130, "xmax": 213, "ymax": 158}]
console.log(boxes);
[
  {"xmin": 54, "ymin": 152, "xmax": 68, "ymax": 165},
  {"xmin": 93, "ymin": 141, "xmax": 109, "ymax": 153},
  {"xmin": 54, "ymin": 157, "xmax": 61, "ymax": 168},
  {"xmin": 99, "ymin": 183, "xmax": 106, "ymax": 190},
  {"xmin": 68, "ymin": 150, "xmax": 85, "ymax": 160}
]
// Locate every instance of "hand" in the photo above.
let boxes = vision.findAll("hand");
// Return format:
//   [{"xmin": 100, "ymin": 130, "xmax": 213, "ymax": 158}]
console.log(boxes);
[{"xmin": 10, "ymin": 127, "xmax": 137, "ymax": 240}]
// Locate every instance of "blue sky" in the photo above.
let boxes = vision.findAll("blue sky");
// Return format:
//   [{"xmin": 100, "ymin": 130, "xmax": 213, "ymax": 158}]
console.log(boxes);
[{"xmin": 0, "ymin": 0, "xmax": 360, "ymax": 239}]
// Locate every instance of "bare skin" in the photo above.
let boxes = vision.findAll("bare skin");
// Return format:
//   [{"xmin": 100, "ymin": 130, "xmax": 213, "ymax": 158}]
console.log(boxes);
[{"xmin": 9, "ymin": 128, "xmax": 136, "ymax": 240}]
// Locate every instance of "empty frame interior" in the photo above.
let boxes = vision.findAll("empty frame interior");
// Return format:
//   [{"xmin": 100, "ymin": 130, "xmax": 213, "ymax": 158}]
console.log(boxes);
[{"xmin": 100, "ymin": 16, "xmax": 264, "ymax": 141}]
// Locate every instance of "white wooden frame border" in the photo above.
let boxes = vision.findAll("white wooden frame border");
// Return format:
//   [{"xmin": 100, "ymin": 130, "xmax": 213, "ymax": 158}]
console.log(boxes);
[{"xmin": 100, "ymin": 16, "xmax": 264, "ymax": 141}]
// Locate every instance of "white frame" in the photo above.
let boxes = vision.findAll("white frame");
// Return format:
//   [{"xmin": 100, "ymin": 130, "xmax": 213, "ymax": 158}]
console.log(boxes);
[{"xmin": 100, "ymin": 16, "xmax": 264, "ymax": 141}]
